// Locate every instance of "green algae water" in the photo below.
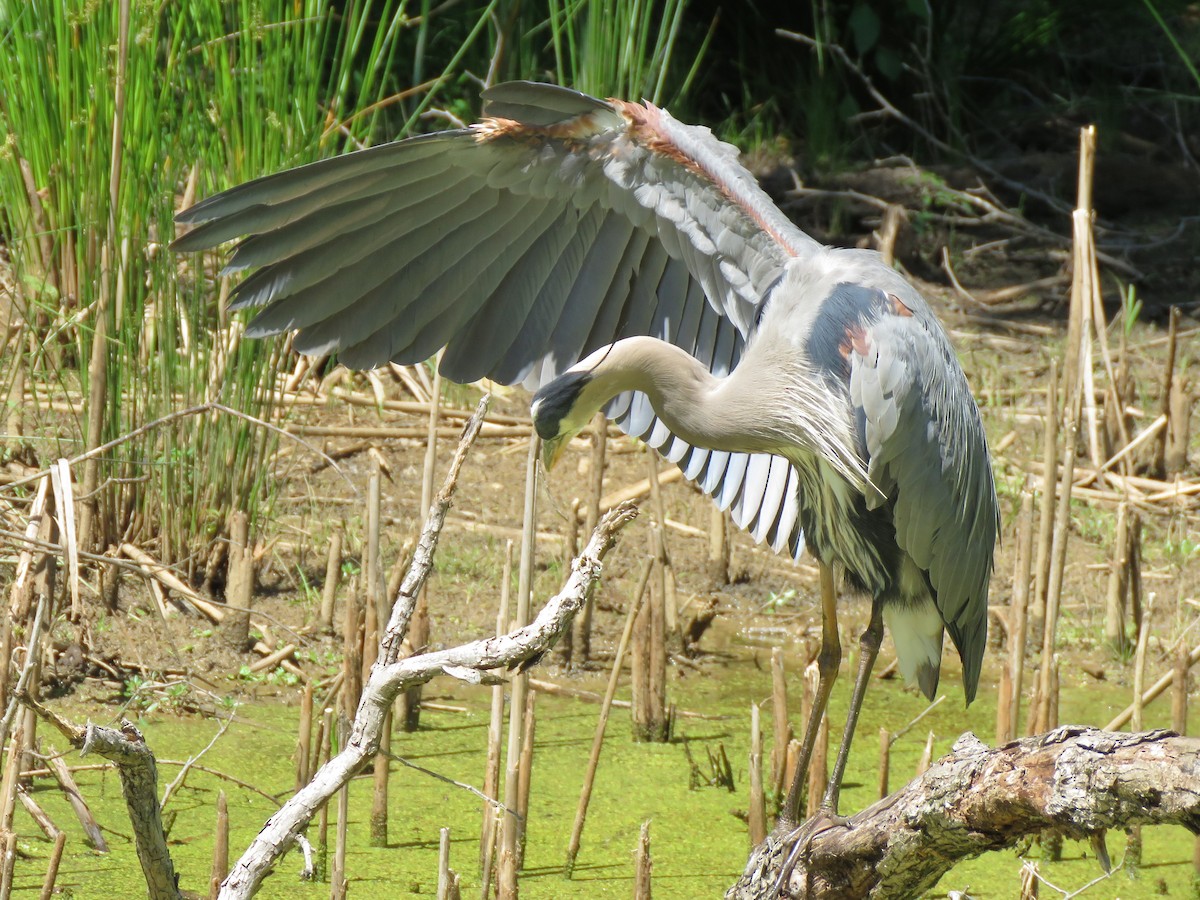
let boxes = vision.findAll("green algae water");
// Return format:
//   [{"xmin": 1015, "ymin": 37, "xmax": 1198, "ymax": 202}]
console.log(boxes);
[{"xmin": 9, "ymin": 644, "xmax": 1199, "ymax": 898}]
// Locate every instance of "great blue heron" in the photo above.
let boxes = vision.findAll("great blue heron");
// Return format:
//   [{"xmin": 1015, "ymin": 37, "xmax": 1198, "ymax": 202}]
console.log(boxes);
[{"xmin": 175, "ymin": 81, "xmax": 997, "ymax": 844}]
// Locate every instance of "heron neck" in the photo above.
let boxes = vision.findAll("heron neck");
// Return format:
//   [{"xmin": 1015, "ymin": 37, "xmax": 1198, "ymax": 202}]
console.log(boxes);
[{"xmin": 569, "ymin": 337, "xmax": 787, "ymax": 454}]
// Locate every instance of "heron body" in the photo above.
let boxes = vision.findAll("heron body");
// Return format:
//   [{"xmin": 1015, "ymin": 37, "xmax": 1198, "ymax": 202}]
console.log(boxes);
[{"xmin": 176, "ymin": 82, "xmax": 998, "ymax": 845}]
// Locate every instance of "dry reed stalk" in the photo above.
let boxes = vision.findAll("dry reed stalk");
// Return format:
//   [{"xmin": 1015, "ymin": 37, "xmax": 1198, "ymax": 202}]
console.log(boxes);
[
  {"xmin": 878, "ymin": 727, "xmax": 890, "ymax": 800},
  {"xmin": 39, "ymin": 830, "xmax": 67, "ymax": 900},
  {"xmin": 1106, "ymin": 640, "xmax": 1200, "ymax": 730},
  {"xmin": 331, "ymin": 739, "xmax": 349, "ymax": 900},
  {"xmin": 1007, "ymin": 490, "xmax": 1035, "ymax": 740},
  {"xmin": 565, "ymin": 558, "xmax": 652, "ymax": 876},
  {"xmin": 8, "ymin": 477, "xmax": 50, "ymax": 620},
  {"xmin": 995, "ymin": 659, "xmax": 1012, "ymax": 747},
  {"xmin": 209, "ymin": 790, "xmax": 228, "ymax": 900},
  {"xmin": 0, "ymin": 619, "xmax": 10, "ymax": 716},
  {"xmin": 284, "ymin": 422, "xmax": 530, "ymax": 440},
  {"xmin": 1132, "ymin": 597, "xmax": 1154, "ymax": 732},
  {"xmin": 438, "ymin": 826, "xmax": 452, "ymax": 900},
  {"xmin": 1173, "ymin": 642, "xmax": 1189, "ymax": 735},
  {"xmin": 646, "ymin": 455, "xmax": 678, "ymax": 639},
  {"xmin": 46, "ymin": 752, "xmax": 106, "ymax": 851},
  {"xmin": 0, "ymin": 831, "xmax": 13, "ymax": 900},
  {"xmin": 915, "ymin": 731, "xmax": 935, "ymax": 777},
  {"xmin": 316, "ymin": 708, "xmax": 333, "ymax": 877},
  {"xmin": 48, "ymin": 459, "xmax": 80, "ymax": 621},
  {"xmin": 295, "ymin": 682, "xmax": 314, "ymax": 791},
  {"xmin": 1034, "ymin": 417, "xmax": 1078, "ymax": 735},
  {"xmin": 782, "ymin": 739, "xmax": 801, "ymax": 802},
  {"xmin": 481, "ymin": 541, "xmax": 513, "ymax": 873},
  {"xmin": 319, "ymin": 527, "xmax": 342, "ymax": 633},
  {"xmin": 366, "ymin": 468, "xmax": 392, "ymax": 848},
  {"xmin": 804, "ymin": 661, "xmax": 829, "ymax": 818},
  {"xmin": 1153, "ymin": 307, "xmax": 1181, "ymax": 475},
  {"xmin": 515, "ymin": 689, "xmax": 536, "ymax": 867},
  {"xmin": 1019, "ymin": 860, "xmax": 1039, "ymax": 899},
  {"xmin": 769, "ymin": 648, "xmax": 791, "ymax": 802},
  {"xmin": 634, "ymin": 820, "xmax": 652, "ymax": 899},
  {"xmin": 1105, "ymin": 503, "xmax": 1131, "ymax": 653},
  {"xmin": 1031, "ymin": 360, "xmax": 1058, "ymax": 636},
  {"xmin": 0, "ymin": 732, "xmax": 21, "ymax": 838},
  {"xmin": 572, "ymin": 413, "xmax": 609, "ymax": 663},
  {"xmin": 498, "ymin": 437, "xmax": 539, "ymax": 899},
  {"xmin": 404, "ymin": 364, "xmax": 443, "ymax": 732},
  {"xmin": 748, "ymin": 704, "xmax": 767, "ymax": 845},
  {"xmin": 341, "ymin": 577, "xmax": 362, "ymax": 716},
  {"xmin": 707, "ymin": 505, "xmax": 731, "ymax": 584},
  {"xmin": 556, "ymin": 498, "xmax": 580, "ymax": 666},
  {"xmin": 222, "ymin": 511, "xmax": 254, "ymax": 649}
]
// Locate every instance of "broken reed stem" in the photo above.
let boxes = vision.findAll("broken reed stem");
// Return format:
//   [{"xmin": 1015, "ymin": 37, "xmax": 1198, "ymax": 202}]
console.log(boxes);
[
  {"xmin": 915, "ymin": 731, "xmax": 935, "ymax": 777},
  {"xmin": 565, "ymin": 558, "xmax": 652, "ymax": 876},
  {"xmin": 39, "ymin": 830, "xmax": 67, "ymax": 900},
  {"xmin": 319, "ymin": 527, "xmax": 342, "ymax": 633},
  {"xmin": 1032, "ymin": 359, "xmax": 1058, "ymax": 634},
  {"xmin": 1105, "ymin": 502, "xmax": 1131, "ymax": 653},
  {"xmin": 296, "ymin": 682, "xmax": 314, "ymax": 791},
  {"xmin": 770, "ymin": 648, "xmax": 791, "ymax": 803},
  {"xmin": 748, "ymin": 704, "xmax": 767, "ymax": 846},
  {"xmin": 331, "ymin": 719, "xmax": 349, "ymax": 900},
  {"xmin": 804, "ymin": 662, "xmax": 828, "ymax": 819},
  {"xmin": 498, "ymin": 436, "xmax": 539, "ymax": 899},
  {"xmin": 646, "ymin": 453, "xmax": 677, "ymax": 640},
  {"xmin": 437, "ymin": 826, "xmax": 452, "ymax": 900},
  {"xmin": 1006, "ymin": 489, "xmax": 1035, "ymax": 741},
  {"xmin": 209, "ymin": 790, "xmax": 229, "ymax": 900},
  {"xmin": 341, "ymin": 577, "xmax": 362, "ymax": 717},
  {"xmin": 1173, "ymin": 642, "xmax": 1189, "ymax": 735},
  {"xmin": 1106, "ymin": 641, "xmax": 1200, "ymax": 731},
  {"xmin": 366, "ymin": 466, "xmax": 390, "ymax": 847},
  {"xmin": 574, "ymin": 412, "xmax": 608, "ymax": 663},
  {"xmin": 707, "ymin": 504, "xmax": 731, "ymax": 585},
  {"xmin": 1035, "ymin": 418, "xmax": 1078, "ymax": 735},
  {"xmin": 1132, "ymin": 597, "xmax": 1154, "ymax": 732},
  {"xmin": 878, "ymin": 727, "xmax": 890, "ymax": 800},
  {"xmin": 404, "ymin": 363, "xmax": 442, "ymax": 732},
  {"xmin": 634, "ymin": 820, "xmax": 652, "ymax": 900},
  {"xmin": 316, "ymin": 708, "xmax": 333, "ymax": 878},
  {"xmin": 481, "ymin": 541, "xmax": 513, "ymax": 876},
  {"xmin": 1155, "ymin": 307, "xmax": 1180, "ymax": 475},
  {"xmin": 515, "ymin": 689, "xmax": 536, "ymax": 868}
]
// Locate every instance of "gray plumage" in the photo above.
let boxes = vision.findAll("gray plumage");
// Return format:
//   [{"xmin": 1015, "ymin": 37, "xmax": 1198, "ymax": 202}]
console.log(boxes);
[{"xmin": 175, "ymin": 80, "xmax": 998, "ymax": 704}]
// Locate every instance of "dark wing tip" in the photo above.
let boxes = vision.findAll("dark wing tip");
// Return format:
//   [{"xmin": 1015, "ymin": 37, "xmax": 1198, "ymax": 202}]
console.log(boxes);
[{"xmin": 480, "ymin": 81, "xmax": 613, "ymax": 125}]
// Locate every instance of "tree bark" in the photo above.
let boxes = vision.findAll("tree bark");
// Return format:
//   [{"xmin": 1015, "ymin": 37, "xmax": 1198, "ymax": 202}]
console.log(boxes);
[
  {"xmin": 730, "ymin": 727, "xmax": 1200, "ymax": 900},
  {"xmin": 19, "ymin": 697, "xmax": 181, "ymax": 900}
]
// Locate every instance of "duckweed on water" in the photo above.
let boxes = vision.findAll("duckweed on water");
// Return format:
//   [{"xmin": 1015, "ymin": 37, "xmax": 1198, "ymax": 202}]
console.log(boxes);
[{"xmin": 10, "ymin": 647, "xmax": 1199, "ymax": 898}]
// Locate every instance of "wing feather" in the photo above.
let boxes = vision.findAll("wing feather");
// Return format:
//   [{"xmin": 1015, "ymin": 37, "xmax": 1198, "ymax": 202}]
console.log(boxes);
[{"xmin": 176, "ymin": 82, "xmax": 819, "ymax": 561}]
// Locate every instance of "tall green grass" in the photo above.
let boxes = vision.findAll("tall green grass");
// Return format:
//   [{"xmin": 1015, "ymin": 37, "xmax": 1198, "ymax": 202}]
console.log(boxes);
[{"xmin": 0, "ymin": 0, "xmax": 701, "ymax": 570}]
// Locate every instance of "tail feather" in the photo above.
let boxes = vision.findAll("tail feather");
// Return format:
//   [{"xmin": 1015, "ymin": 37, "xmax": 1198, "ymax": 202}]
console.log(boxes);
[{"xmin": 884, "ymin": 600, "xmax": 944, "ymax": 702}]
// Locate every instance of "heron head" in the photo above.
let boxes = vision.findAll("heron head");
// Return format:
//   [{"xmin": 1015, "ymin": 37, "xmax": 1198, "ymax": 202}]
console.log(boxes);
[{"xmin": 531, "ymin": 370, "xmax": 595, "ymax": 471}]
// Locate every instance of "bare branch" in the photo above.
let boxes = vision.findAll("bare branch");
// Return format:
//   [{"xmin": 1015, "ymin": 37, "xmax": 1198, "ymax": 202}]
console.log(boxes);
[{"xmin": 217, "ymin": 501, "xmax": 639, "ymax": 900}]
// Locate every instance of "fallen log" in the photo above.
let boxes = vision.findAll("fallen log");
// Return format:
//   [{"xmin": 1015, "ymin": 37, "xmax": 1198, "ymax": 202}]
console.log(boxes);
[{"xmin": 730, "ymin": 727, "xmax": 1200, "ymax": 899}]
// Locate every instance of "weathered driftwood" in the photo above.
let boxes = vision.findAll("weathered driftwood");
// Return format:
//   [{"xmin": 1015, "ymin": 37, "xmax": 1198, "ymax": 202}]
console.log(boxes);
[
  {"xmin": 729, "ymin": 727, "xmax": 1200, "ymax": 900},
  {"xmin": 20, "ymin": 694, "xmax": 182, "ymax": 900}
]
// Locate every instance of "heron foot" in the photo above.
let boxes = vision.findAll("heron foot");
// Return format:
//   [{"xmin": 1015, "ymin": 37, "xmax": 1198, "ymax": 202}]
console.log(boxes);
[{"xmin": 765, "ymin": 810, "xmax": 853, "ymax": 899}]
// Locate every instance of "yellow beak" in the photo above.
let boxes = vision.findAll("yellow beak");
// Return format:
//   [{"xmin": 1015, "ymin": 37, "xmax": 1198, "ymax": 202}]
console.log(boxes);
[{"xmin": 541, "ymin": 434, "xmax": 568, "ymax": 471}]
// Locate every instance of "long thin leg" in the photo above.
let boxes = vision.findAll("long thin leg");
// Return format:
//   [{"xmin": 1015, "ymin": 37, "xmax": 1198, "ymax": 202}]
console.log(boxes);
[
  {"xmin": 779, "ymin": 562, "xmax": 841, "ymax": 828},
  {"xmin": 821, "ymin": 599, "xmax": 885, "ymax": 814}
]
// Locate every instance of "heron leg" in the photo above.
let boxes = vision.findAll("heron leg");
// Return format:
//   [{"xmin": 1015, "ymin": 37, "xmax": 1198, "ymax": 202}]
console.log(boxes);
[
  {"xmin": 779, "ymin": 561, "xmax": 841, "ymax": 828},
  {"xmin": 820, "ymin": 598, "xmax": 885, "ymax": 814}
]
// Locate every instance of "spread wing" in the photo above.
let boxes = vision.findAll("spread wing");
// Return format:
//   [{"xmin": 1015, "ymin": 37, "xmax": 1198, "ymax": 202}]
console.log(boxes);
[
  {"xmin": 841, "ymin": 271, "xmax": 998, "ymax": 699},
  {"xmin": 174, "ymin": 81, "xmax": 821, "ymax": 556}
]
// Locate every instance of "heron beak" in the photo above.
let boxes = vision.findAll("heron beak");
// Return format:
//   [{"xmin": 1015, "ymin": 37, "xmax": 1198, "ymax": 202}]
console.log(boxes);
[{"xmin": 541, "ymin": 434, "xmax": 568, "ymax": 471}]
